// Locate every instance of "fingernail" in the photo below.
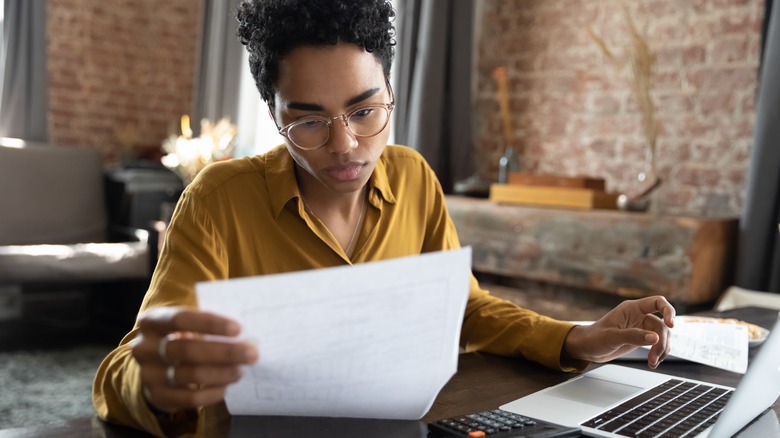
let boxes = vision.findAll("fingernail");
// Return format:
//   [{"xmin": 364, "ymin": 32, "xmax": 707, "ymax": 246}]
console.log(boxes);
[
  {"xmin": 244, "ymin": 346, "xmax": 259, "ymax": 363},
  {"xmin": 226, "ymin": 321, "xmax": 241, "ymax": 334},
  {"xmin": 645, "ymin": 333, "xmax": 656, "ymax": 343}
]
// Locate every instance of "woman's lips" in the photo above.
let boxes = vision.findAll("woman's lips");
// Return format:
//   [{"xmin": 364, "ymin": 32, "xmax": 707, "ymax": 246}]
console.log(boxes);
[{"xmin": 326, "ymin": 162, "xmax": 364, "ymax": 181}]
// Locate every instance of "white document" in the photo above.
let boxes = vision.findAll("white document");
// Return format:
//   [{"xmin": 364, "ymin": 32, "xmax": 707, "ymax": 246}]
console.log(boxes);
[
  {"xmin": 669, "ymin": 318, "xmax": 749, "ymax": 374},
  {"xmin": 196, "ymin": 247, "xmax": 472, "ymax": 419},
  {"xmin": 572, "ymin": 318, "xmax": 749, "ymax": 373}
]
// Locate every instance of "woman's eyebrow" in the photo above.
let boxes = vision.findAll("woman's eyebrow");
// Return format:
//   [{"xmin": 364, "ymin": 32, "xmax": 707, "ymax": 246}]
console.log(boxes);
[
  {"xmin": 286, "ymin": 101, "xmax": 322, "ymax": 111},
  {"xmin": 285, "ymin": 87, "xmax": 381, "ymax": 112},
  {"xmin": 345, "ymin": 87, "xmax": 380, "ymax": 106}
]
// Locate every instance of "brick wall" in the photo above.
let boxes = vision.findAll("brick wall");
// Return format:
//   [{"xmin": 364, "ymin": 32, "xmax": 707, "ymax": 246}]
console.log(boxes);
[
  {"xmin": 475, "ymin": 0, "xmax": 762, "ymax": 217},
  {"xmin": 43, "ymin": 0, "xmax": 761, "ymax": 217},
  {"xmin": 46, "ymin": 0, "xmax": 201, "ymax": 164}
]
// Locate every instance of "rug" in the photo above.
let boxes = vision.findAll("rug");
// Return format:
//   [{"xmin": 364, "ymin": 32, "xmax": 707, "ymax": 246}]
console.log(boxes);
[{"xmin": 0, "ymin": 345, "xmax": 114, "ymax": 430}]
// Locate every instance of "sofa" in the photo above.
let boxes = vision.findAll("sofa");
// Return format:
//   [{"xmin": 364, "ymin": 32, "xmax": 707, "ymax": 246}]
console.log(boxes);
[{"xmin": 0, "ymin": 143, "xmax": 152, "ymax": 338}]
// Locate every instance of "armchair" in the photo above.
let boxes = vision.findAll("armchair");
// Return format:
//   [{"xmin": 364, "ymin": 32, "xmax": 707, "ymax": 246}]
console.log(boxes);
[{"xmin": 0, "ymin": 143, "xmax": 152, "ymax": 343}]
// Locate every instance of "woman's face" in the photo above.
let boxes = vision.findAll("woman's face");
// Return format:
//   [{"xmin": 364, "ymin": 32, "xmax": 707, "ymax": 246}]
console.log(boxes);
[{"xmin": 271, "ymin": 43, "xmax": 392, "ymax": 196}]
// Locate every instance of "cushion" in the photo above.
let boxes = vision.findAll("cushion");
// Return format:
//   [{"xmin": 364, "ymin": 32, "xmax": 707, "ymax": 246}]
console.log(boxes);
[
  {"xmin": 0, "ymin": 242, "xmax": 149, "ymax": 282},
  {"xmin": 0, "ymin": 145, "xmax": 107, "ymax": 245}
]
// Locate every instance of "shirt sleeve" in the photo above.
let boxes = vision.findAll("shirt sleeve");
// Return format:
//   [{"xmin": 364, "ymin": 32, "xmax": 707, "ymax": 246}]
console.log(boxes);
[
  {"xmin": 460, "ymin": 277, "xmax": 587, "ymax": 371},
  {"xmin": 420, "ymin": 166, "xmax": 587, "ymax": 372},
  {"xmin": 92, "ymin": 191, "xmax": 225, "ymax": 435}
]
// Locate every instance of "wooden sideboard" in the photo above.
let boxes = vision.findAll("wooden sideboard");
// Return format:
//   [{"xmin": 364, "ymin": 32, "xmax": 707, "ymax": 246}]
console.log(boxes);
[{"xmin": 446, "ymin": 196, "xmax": 738, "ymax": 310}]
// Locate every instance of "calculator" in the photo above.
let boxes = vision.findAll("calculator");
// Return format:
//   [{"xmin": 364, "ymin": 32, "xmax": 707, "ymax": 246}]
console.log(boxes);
[{"xmin": 428, "ymin": 408, "xmax": 580, "ymax": 437}]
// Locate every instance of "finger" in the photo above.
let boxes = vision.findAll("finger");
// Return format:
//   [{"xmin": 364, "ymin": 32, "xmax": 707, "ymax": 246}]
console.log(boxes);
[
  {"xmin": 648, "ymin": 343, "xmax": 666, "ymax": 369},
  {"xmin": 131, "ymin": 333, "xmax": 163, "ymax": 365},
  {"xmin": 142, "ymin": 364, "xmax": 245, "ymax": 388},
  {"xmin": 165, "ymin": 338, "xmax": 258, "ymax": 366},
  {"xmin": 643, "ymin": 317, "xmax": 671, "ymax": 368},
  {"xmin": 662, "ymin": 303, "xmax": 676, "ymax": 328},
  {"xmin": 131, "ymin": 332, "xmax": 178, "ymax": 365},
  {"xmin": 138, "ymin": 307, "xmax": 242, "ymax": 338},
  {"xmin": 143, "ymin": 384, "xmax": 227, "ymax": 413},
  {"xmin": 613, "ymin": 327, "xmax": 659, "ymax": 348},
  {"xmin": 133, "ymin": 336, "xmax": 258, "ymax": 366},
  {"xmin": 659, "ymin": 328, "xmax": 671, "ymax": 362},
  {"xmin": 656, "ymin": 322, "xmax": 672, "ymax": 363},
  {"xmin": 630, "ymin": 296, "xmax": 676, "ymax": 328}
]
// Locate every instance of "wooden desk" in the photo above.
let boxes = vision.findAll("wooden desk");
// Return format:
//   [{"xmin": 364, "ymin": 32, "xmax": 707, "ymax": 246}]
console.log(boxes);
[{"xmin": 1, "ymin": 307, "xmax": 777, "ymax": 437}]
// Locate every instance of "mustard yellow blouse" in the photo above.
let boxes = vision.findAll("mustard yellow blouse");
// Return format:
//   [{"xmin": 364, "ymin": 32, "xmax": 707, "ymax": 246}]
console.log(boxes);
[{"xmin": 92, "ymin": 145, "xmax": 580, "ymax": 436}]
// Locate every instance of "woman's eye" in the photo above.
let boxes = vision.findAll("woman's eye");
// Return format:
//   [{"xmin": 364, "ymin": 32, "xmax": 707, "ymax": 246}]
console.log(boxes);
[
  {"xmin": 298, "ymin": 119, "xmax": 325, "ymax": 129},
  {"xmin": 351, "ymin": 108, "xmax": 375, "ymax": 119}
]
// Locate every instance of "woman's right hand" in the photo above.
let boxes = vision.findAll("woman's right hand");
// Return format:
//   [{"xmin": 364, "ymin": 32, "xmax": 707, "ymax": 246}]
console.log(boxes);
[{"xmin": 131, "ymin": 307, "xmax": 259, "ymax": 413}]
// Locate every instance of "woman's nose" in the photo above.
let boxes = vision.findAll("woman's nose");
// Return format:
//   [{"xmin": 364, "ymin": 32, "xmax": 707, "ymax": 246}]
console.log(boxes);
[{"xmin": 325, "ymin": 117, "xmax": 358, "ymax": 154}]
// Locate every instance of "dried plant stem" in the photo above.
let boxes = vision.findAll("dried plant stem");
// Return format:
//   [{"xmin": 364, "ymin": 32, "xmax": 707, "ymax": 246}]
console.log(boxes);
[
  {"xmin": 588, "ymin": 5, "xmax": 657, "ymax": 176},
  {"xmin": 586, "ymin": 27, "xmax": 618, "ymax": 66},
  {"xmin": 625, "ymin": 8, "xmax": 656, "ymax": 172},
  {"xmin": 492, "ymin": 67, "xmax": 513, "ymax": 148}
]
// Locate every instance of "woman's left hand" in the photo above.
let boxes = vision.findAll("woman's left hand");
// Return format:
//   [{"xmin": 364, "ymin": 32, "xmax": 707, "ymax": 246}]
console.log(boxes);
[{"xmin": 564, "ymin": 296, "xmax": 676, "ymax": 369}]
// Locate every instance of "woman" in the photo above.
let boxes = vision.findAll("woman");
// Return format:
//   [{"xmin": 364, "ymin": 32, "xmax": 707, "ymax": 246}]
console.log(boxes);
[{"xmin": 93, "ymin": 1, "xmax": 674, "ymax": 436}]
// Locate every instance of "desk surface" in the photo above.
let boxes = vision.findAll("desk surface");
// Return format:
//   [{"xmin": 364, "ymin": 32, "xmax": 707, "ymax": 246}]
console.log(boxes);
[{"xmin": 1, "ymin": 307, "xmax": 777, "ymax": 437}]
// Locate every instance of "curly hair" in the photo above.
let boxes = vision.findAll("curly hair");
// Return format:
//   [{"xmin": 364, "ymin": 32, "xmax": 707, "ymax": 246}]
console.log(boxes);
[{"xmin": 237, "ymin": 0, "xmax": 396, "ymax": 103}]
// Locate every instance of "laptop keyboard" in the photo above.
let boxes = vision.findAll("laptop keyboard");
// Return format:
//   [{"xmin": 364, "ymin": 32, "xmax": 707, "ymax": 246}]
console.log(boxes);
[{"xmin": 582, "ymin": 379, "xmax": 733, "ymax": 437}]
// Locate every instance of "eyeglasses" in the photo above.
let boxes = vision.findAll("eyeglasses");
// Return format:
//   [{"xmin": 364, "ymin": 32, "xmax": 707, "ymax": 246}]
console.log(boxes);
[{"xmin": 275, "ymin": 86, "xmax": 395, "ymax": 151}]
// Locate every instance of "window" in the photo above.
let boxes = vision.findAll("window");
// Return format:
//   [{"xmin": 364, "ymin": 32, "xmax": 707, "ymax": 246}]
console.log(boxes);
[{"xmin": 234, "ymin": 50, "xmax": 285, "ymax": 157}]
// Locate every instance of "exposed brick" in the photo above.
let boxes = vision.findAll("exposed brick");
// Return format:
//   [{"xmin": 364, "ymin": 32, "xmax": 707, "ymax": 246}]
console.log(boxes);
[
  {"xmin": 726, "ymin": 168, "xmax": 748, "ymax": 188},
  {"xmin": 692, "ymin": 138, "xmax": 728, "ymax": 162},
  {"xmin": 588, "ymin": 94, "xmax": 622, "ymax": 114},
  {"xmin": 735, "ymin": 117, "xmax": 756, "ymax": 138},
  {"xmin": 586, "ymin": 138, "xmax": 618, "ymax": 156},
  {"xmin": 654, "ymin": 139, "xmax": 691, "ymax": 165},
  {"xmin": 709, "ymin": 37, "xmax": 750, "ymax": 64},
  {"xmin": 477, "ymin": 0, "xmax": 757, "ymax": 216},
  {"xmin": 655, "ymin": 46, "xmax": 687, "ymax": 68},
  {"xmin": 686, "ymin": 66, "xmax": 758, "ymax": 91},
  {"xmin": 718, "ymin": 10, "xmax": 764, "ymax": 35},
  {"xmin": 647, "ymin": 19, "xmax": 688, "ymax": 41},
  {"xmin": 740, "ymin": 91, "xmax": 756, "ymax": 112},
  {"xmin": 654, "ymin": 70, "xmax": 684, "ymax": 91},
  {"xmin": 700, "ymin": 191, "xmax": 737, "ymax": 217},
  {"xmin": 46, "ymin": 0, "xmax": 200, "ymax": 165},
  {"xmin": 656, "ymin": 93, "xmax": 695, "ymax": 113},
  {"xmin": 684, "ymin": 45, "xmax": 707, "ymax": 65},
  {"xmin": 675, "ymin": 166, "xmax": 722, "ymax": 187},
  {"xmin": 698, "ymin": 91, "xmax": 737, "ymax": 115},
  {"xmin": 658, "ymin": 185, "xmax": 696, "ymax": 210},
  {"xmin": 712, "ymin": 0, "xmax": 753, "ymax": 6}
]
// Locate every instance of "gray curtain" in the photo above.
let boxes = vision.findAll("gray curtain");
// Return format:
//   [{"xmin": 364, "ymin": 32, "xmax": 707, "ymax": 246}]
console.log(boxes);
[
  {"xmin": 0, "ymin": 0, "xmax": 47, "ymax": 141},
  {"xmin": 761, "ymin": 0, "xmax": 774, "ymax": 66},
  {"xmin": 393, "ymin": 0, "xmax": 476, "ymax": 193},
  {"xmin": 735, "ymin": 1, "xmax": 780, "ymax": 293},
  {"xmin": 191, "ymin": 0, "xmax": 243, "ymax": 135}
]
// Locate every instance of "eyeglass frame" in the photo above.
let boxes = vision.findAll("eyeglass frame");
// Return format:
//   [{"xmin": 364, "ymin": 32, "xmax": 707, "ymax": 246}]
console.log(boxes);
[{"xmin": 271, "ymin": 80, "xmax": 396, "ymax": 151}]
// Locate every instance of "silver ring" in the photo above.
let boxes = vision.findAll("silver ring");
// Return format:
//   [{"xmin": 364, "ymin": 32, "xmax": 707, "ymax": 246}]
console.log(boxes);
[
  {"xmin": 158, "ymin": 334, "xmax": 174, "ymax": 364},
  {"xmin": 166, "ymin": 365, "xmax": 176, "ymax": 386}
]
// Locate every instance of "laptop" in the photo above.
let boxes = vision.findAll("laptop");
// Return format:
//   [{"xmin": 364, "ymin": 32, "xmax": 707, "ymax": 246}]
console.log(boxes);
[{"xmin": 500, "ymin": 317, "xmax": 780, "ymax": 437}]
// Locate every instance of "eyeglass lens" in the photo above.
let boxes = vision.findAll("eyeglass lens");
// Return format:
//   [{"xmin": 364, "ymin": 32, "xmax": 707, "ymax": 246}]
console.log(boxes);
[{"xmin": 288, "ymin": 105, "xmax": 390, "ymax": 150}]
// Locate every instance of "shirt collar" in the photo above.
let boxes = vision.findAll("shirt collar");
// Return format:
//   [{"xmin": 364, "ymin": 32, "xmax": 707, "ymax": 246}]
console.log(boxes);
[
  {"xmin": 266, "ymin": 145, "xmax": 300, "ymax": 219},
  {"xmin": 266, "ymin": 145, "xmax": 398, "ymax": 219},
  {"xmin": 370, "ymin": 152, "xmax": 397, "ymax": 205}
]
